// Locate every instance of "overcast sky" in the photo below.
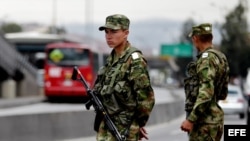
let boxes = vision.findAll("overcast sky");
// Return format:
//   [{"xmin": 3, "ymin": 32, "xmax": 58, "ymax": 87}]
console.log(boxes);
[{"xmin": 0, "ymin": 0, "xmax": 246, "ymax": 26}]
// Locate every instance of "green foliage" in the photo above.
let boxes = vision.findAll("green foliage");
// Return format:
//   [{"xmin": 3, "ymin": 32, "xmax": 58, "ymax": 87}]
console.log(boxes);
[
  {"xmin": 1, "ymin": 22, "xmax": 22, "ymax": 33},
  {"xmin": 220, "ymin": 1, "xmax": 250, "ymax": 78}
]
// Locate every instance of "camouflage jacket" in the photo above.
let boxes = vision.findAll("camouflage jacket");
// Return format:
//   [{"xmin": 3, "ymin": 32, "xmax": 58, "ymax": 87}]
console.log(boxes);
[
  {"xmin": 93, "ymin": 43, "xmax": 155, "ymax": 127},
  {"xmin": 187, "ymin": 47, "xmax": 229, "ymax": 124}
]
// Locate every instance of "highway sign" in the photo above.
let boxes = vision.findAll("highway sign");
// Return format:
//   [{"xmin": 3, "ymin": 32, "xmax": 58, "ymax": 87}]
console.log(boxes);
[{"xmin": 160, "ymin": 43, "xmax": 193, "ymax": 57}]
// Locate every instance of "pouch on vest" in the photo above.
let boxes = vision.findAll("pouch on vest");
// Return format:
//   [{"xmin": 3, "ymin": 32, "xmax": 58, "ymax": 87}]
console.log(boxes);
[{"xmin": 184, "ymin": 61, "xmax": 199, "ymax": 113}]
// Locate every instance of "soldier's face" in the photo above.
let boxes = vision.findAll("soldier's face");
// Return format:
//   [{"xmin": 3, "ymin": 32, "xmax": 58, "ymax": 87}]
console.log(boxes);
[
  {"xmin": 191, "ymin": 36, "xmax": 200, "ymax": 51},
  {"xmin": 104, "ymin": 28, "xmax": 128, "ymax": 48}
]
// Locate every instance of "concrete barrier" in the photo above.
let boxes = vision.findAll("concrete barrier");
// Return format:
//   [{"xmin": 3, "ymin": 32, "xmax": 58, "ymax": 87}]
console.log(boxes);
[
  {"xmin": 0, "ymin": 110, "xmax": 96, "ymax": 141},
  {"xmin": 1, "ymin": 79, "xmax": 16, "ymax": 99},
  {"xmin": 147, "ymin": 99, "xmax": 184, "ymax": 126},
  {"xmin": 0, "ymin": 98, "xmax": 184, "ymax": 141}
]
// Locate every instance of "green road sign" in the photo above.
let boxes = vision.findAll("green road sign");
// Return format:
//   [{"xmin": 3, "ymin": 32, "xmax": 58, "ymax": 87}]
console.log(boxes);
[{"xmin": 160, "ymin": 43, "xmax": 193, "ymax": 57}]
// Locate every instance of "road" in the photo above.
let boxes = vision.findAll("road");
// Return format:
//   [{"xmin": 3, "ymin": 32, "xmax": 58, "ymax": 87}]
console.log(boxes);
[
  {"xmin": 0, "ymin": 86, "xmax": 184, "ymax": 141},
  {"xmin": 60, "ymin": 113, "xmax": 247, "ymax": 141},
  {"xmin": 0, "ymin": 86, "xmax": 247, "ymax": 141},
  {"xmin": 0, "ymin": 86, "xmax": 184, "ymax": 116},
  {"xmin": 147, "ymin": 114, "xmax": 247, "ymax": 141}
]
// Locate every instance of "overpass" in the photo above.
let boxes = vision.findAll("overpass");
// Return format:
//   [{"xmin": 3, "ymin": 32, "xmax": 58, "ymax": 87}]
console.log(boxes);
[{"xmin": 0, "ymin": 31, "xmax": 40, "ymax": 98}]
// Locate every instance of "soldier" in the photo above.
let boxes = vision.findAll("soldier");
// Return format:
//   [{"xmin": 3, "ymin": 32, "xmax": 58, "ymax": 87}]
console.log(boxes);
[
  {"xmin": 180, "ymin": 23, "xmax": 230, "ymax": 141},
  {"xmin": 93, "ymin": 14, "xmax": 155, "ymax": 141}
]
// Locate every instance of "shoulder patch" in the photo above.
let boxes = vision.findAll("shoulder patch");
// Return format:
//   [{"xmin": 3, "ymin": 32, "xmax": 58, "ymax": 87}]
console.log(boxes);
[
  {"xmin": 131, "ymin": 52, "xmax": 140, "ymax": 60},
  {"xmin": 202, "ymin": 52, "xmax": 208, "ymax": 58}
]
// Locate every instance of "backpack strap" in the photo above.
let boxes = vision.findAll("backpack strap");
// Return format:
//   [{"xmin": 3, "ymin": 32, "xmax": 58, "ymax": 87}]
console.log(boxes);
[
  {"xmin": 119, "ymin": 47, "xmax": 141, "ymax": 63},
  {"xmin": 206, "ymin": 49, "xmax": 224, "ymax": 64}
]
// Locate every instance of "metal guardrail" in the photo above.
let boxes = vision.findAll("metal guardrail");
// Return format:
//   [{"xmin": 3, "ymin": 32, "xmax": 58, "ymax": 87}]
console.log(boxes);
[
  {"xmin": 0, "ymin": 34, "xmax": 16, "ymax": 76},
  {"xmin": 0, "ymin": 31, "xmax": 37, "ymax": 79}
]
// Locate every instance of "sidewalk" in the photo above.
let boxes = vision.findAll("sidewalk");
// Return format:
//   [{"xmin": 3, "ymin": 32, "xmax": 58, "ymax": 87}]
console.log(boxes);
[{"xmin": 0, "ymin": 95, "xmax": 45, "ymax": 109}]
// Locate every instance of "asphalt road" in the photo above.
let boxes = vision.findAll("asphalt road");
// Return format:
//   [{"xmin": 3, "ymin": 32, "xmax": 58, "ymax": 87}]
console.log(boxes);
[{"xmin": 60, "ymin": 113, "xmax": 247, "ymax": 141}]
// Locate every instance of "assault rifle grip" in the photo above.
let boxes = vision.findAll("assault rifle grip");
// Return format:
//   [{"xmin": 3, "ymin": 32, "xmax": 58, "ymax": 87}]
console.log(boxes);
[{"xmin": 71, "ymin": 66, "xmax": 125, "ymax": 141}]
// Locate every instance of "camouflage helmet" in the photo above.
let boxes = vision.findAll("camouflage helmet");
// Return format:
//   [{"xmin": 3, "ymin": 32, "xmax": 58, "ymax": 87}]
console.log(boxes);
[
  {"xmin": 99, "ymin": 14, "xmax": 130, "ymax": 31},
  {"xmin": 188, "ymin": 23, "xmax": 212, "ymax": 37}
]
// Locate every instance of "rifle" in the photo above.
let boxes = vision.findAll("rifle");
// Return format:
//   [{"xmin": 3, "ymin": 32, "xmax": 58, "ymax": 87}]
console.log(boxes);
[{"xmin": 71, "ymin": 66, "xmax": 126, "ymax": 141}]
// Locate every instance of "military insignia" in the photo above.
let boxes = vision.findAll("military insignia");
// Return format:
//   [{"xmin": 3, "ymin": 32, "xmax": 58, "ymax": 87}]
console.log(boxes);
[
  {"xmin": 202, "ymin": 52, "xmax": 208, "ymax": 58},
  {"xmin": 131, "ymin": 52, "xmax": 139, "ymax": 59},
  {"xmin": 204, "ymin": 26, "xmax": 211, "ymax": 31}
]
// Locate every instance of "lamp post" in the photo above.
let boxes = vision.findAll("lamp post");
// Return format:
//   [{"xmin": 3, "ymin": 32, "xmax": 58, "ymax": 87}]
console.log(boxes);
[
  {"xmin": 85, "ymin": 0, "xmax": 93, "ymax": 38},
  {"xmin": 52, "ymin": 0, "xmax": 57, "ymax": 34}
]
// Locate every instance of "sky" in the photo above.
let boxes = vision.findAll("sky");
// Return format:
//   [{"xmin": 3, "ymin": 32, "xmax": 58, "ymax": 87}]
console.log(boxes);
[{"xmin": 0, "ymin": 0, "xmax": 247, "ymax": 26}]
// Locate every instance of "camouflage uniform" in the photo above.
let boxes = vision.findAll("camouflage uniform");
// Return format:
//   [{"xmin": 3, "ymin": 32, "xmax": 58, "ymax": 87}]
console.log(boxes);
[
  {"xmin": 184, "ymin": 61, "xmax": 199, "ymax": 118},
  {"xmin": 94, "ymin": 14, "xmax": 155, "ymax": 141},
  {"xmin": 185, "ymin": 23, "xmax": 230, "ymax": 141}
]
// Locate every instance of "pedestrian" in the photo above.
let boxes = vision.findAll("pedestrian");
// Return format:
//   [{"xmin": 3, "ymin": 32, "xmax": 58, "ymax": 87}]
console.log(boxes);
[
  {"xmin": 93, "ymin": 14, "xmax": 155, "ymax": 141},
  {"xmin": 180, "ymin": 23, "xmax": 230, "ymax": 141}
]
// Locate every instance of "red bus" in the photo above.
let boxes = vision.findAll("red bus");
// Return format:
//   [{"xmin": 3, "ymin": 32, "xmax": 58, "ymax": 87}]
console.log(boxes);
[{"xmin": 44, "ymin": 42, "xmax": 107, "ymax": 100}]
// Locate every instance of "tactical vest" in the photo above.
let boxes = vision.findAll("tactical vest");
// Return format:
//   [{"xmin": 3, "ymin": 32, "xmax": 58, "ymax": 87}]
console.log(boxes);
[
  {"xmin": 184, "ymin": 48, "xmax": 229, "ymax": 113},
  {"xmin": 93, "ymin": 47, "xmax": 141, "ymax": 115},
  {"xmin": 184, "ymin": 61, "xmax": 198, "ymax": 113}
]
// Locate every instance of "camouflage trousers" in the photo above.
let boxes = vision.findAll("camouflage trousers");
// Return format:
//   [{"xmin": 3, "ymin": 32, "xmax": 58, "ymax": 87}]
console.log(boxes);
[
  {"xmin": 188, "ymin": 122, "xmax": 223, "ymax": 141},
  {"xmin": 96, "ymin": 119, "xmax": 140, "ymax": 141}
]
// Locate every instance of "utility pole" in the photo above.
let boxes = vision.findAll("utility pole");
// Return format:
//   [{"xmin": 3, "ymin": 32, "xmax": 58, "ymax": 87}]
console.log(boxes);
[
  {"xmin": 52, "ymin": 0, "xmax": 57, "ymax": 34},
  {"xmin": 85, "ymin": 0, "xmax": 93, "ymax": 39}
]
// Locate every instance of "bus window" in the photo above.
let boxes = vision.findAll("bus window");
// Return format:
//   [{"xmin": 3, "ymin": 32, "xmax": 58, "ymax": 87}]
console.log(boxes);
[
  {"xmin": 49, "ymin": 49, "xmax": 64, "ymax": 63},
  {"xmin": 48, "ymin": 48, "xmax": 90, "ymax": 66}
]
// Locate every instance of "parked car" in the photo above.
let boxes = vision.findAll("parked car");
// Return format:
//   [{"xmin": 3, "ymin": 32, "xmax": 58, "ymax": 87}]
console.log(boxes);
[{"xmin": 218, "ymin": 84, "xmax": 248, "ymax": 119}]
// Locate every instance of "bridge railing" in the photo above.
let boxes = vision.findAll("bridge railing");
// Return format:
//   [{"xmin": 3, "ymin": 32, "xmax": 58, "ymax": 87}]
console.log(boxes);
[{"xmin": 0, "ymin": 31, "xmax": 40, "ymax": 97}]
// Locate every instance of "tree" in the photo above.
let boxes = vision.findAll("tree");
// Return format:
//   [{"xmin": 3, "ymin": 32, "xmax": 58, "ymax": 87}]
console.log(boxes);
[
  {"xmin": 1, "ymin": 22, "xmax": 22, "ymax": 33},
  {"xmin": 220, "ymin": 0, "xmax": 250, "ymax": 78}
]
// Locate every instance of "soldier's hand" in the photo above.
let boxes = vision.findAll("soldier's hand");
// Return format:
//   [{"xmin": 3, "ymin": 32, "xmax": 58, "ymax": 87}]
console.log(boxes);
[
  {"xmin": 180, "ymin": 119, "xmax": 193, "ymax": 133},
  {"xmin": 139, "ymin": 127, "xmax": 148, "ymax": 140}
]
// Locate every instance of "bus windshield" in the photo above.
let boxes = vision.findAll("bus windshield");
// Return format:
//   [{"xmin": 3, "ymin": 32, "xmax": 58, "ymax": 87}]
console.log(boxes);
[{"xmin": 48, "ymin": 48, "xmax": 90, "ymax": 66}]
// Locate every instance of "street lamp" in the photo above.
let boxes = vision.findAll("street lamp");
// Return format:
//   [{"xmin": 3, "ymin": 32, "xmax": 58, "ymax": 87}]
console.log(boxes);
[{"xmin": 52, "ymin": 0, "xmax": 57, "ymax": 34}]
